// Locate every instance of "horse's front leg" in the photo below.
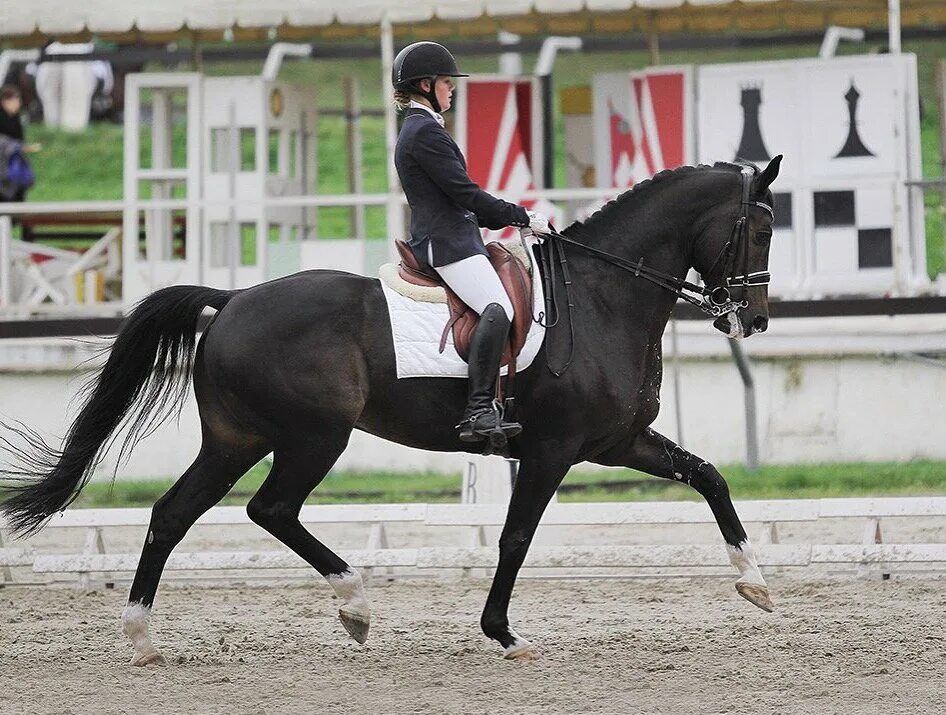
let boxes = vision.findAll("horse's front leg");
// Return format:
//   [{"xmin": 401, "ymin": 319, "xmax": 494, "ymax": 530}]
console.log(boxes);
[
  {"xmin": 480, "ymin": 448, "xmax": 576, "ymax": 659},
  {"xmin": 596, "ymin": 427, "xmax": 774, "ymax": 612}
]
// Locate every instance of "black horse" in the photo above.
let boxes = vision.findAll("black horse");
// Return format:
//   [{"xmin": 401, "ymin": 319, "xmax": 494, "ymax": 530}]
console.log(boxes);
[{"xmin": 1, "ymin": 157, "xmax": 781, "ymax": 664}]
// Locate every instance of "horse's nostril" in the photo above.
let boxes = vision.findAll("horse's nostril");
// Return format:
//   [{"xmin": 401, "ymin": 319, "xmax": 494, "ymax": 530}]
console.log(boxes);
[{"xmin": 753, "ymin": 316, "xmax": 768, "ymax": 332}]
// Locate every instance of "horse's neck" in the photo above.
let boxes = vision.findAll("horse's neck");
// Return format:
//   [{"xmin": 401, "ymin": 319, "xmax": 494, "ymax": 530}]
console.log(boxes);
[
  {"xmin": 570, "ymin": 209, "xmax": 693, "ymax": 309},
  {"xmin": 615, "ymin": 181, "xmax": 712, "ymax": 266},
  {"xmin": 566, "ymin": 185, "xmax": 708, "ymax": 348}
]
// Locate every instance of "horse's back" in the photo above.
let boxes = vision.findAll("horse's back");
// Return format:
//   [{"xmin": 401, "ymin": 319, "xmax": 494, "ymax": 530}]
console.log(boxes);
[
  {"xmin": 214, "ymin": 269, "xmax": 384, "ymax": 337},
  {"xmin": 195, "ymin": 270, "xmax": 392, "ymax": 422}
]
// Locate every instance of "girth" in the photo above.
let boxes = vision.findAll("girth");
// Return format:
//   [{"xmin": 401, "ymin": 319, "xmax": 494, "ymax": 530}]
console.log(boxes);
[{"xmin": 394, "ymin": 240, "xmax": 533, "ymax": 367}]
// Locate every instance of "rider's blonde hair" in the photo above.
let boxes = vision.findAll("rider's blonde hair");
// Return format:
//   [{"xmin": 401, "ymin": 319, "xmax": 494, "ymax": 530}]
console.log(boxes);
[{"xmin": 393, "ymin": 90, "xmax": 413, "ymax": 111}]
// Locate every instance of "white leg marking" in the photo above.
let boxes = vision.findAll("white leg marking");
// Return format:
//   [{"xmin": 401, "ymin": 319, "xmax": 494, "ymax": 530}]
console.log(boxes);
[
  {"xmin": 726, "ymin": 539, "xmax": 766, "ymax": 586},
  {"xmin": 121, "ymin": 601, "xmax": 162, "ymax": 663},
  {"xmin": 502, "ymin": 627, "xmax": 533, "ymax": 659},
  {"xmin": 328, "ymin": 569, "xmax": 371, "ymax": 643},
  {"xmin": 326, "ymin": 569, "xmax": 370, "ymax": 619}
]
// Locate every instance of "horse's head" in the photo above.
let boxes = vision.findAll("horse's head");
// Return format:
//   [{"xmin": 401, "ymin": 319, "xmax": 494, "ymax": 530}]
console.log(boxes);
[{"xmin": 692, "ymin": 156, "xmax": 781, "ymax": 338}]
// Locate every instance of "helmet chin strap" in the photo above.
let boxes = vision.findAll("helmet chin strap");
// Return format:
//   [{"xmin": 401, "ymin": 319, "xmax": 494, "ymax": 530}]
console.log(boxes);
[{"xmin": 414, "ymin": 77, "xmax": 441, "ymax": 113}]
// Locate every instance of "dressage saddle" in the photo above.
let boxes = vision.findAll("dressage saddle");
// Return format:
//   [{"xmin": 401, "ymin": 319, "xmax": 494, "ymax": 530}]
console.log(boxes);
[{"xmin": 394, "ymin": 240, "xmax": 533, "ymax": 368}]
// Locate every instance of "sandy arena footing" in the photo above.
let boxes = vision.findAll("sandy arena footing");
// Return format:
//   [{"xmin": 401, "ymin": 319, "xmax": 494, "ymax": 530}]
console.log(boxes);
[{"xmin": 1, "ymin": 575, "xmax": 944, "ymax": 714}]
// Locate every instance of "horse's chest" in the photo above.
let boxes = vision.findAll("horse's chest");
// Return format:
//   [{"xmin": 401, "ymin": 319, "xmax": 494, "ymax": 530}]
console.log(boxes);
[
  {"xmin": 556, "ymin": 338, "xmax": 663, "ymax": 432},
  {"xmin": 585, "ymin": 374, "xmax": 660, "ymax": 434},
  {"xmin": 611, "ymin": 358, "xmax": 663, "ymax": 428}
]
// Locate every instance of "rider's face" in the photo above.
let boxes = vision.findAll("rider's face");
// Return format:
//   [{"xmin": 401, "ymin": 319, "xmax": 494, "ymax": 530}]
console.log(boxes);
[{"xmin": 434, "ymin": 76, "xmax": 454, "ymax": 112}]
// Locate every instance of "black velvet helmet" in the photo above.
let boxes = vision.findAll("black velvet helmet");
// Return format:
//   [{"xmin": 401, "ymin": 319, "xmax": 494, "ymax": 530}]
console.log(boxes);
[{"xmin": 392, "ymin": 42, "xmax": 468, "ymax": 111}]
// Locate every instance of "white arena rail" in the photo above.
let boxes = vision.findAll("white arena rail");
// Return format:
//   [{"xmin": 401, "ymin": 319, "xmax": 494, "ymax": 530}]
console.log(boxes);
[
  {"xmin": 2, "ymin": 497, "xmax": 945, "ymax": 587},
  {"xmin": 0, "ymin": 503, "xmax": 427, "ymax": 588}
]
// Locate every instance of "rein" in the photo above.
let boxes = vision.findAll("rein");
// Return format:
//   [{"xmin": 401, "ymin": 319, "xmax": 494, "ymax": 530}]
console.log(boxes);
[
  {"xmin": 533, "ymin": 232, "xmax": 576, "ymax": 377},
  {"xmin": 535, "ymin": 166, "xmax": 774, "ymax": 377}
]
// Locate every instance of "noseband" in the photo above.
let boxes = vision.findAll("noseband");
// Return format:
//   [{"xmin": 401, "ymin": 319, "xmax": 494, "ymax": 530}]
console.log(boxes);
[{"xmin": 536, "ymin": 166, "xmax": 773, "ymax": 376}]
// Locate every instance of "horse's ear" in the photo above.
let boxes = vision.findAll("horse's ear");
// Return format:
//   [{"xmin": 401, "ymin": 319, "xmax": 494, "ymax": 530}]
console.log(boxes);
[{"xmin": 755, "ymin": 155, "xmax": 782, "ymax": 195}]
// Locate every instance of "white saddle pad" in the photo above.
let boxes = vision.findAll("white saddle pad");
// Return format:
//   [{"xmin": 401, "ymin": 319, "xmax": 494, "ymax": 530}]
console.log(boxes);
[{"xmin": 379, "ymin": 241, "xmax": 546, "ymax": 379}]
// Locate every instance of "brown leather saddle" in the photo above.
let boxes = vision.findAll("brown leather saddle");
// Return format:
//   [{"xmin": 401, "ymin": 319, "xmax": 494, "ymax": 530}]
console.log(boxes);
[{"xmin": 394, "ymin": 240, "xmax": 533, "ymax": 369}]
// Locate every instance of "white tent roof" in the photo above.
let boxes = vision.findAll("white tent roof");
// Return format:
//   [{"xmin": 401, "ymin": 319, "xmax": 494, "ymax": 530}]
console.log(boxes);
[
  {"xmin": 2, "ymin": 1, "xmax": 943, "ymax": 42},
  {"xmin": 2, "ymin": 2, "xmax": 741, "ymax": 36}
]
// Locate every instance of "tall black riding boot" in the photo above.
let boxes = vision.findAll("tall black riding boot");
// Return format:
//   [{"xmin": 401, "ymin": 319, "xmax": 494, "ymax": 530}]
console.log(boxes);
[{"xmin": 457, "ymin": 303, "xmax": 522, "ymax": 449}]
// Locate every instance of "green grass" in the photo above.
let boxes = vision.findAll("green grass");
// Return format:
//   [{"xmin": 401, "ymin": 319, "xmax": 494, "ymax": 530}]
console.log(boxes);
[
  {"xmin": 18, "ymin": 37, "xmax": 946, "ymax": 273},
  {"xmin": 561, "ymin": 461, "xmax": 946, "ymax": 502},
  {"xmin": 66, "ymin": 460, "xmax": 946, "ymax": 508},
  {"xmin": 74, "ymin": 464, "xmax": 463, "ymax": 508},
  {"xmin": 28, "ymin": 123, "xmax": 125, "ymax": 202}
]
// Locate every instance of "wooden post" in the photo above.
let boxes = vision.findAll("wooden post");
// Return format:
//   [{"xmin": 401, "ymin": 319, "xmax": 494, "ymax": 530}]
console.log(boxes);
[
  {"xmin": 190, "ymin": 33, "xmax": 203, "ymax": 73},
  {"xmin": 0, "ymin": 528, "xmax": 13, "ymax": 586},
  {"xmin": 381, "ymin": 13, "xmax": 405, "ymax": 255},
  {"xmin": 862, "ymin": 518, "xmax": 883, "ymax": 545},
  {"xmin": 363, "ymin": 521, "xmax": 389, "ymax": 581},
  {"xmin": 0, "ymin": 216, "xmax": 11, "ymax": 309},
  {"xmin": 344, "ymin": 76, "xmax": 366, "ymax": 241},
  {"xmin": 78, "ymin": 526, "xmax": 107, "ymax": 590},
  {"xmin": 758, "ymin": 522, "xmax": 779, "ymax": 545},
  {"xmin": 857, "ymin": 517, "xmax": 883, "ymax": 580},
  {"xmin": 648, "ymin": 29, "xmax": 661, "ymax": 66},
  {"xmin": 936, "ymin": 60, "xmax": 946, "ymax": 270},
  {"xmin": 461, "ymin": 524, "xmax": 488, "ymax": 580}
]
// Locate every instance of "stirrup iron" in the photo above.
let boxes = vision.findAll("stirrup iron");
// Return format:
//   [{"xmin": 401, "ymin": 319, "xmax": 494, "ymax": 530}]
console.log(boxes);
[{"xmin": 456, "ymin": 400, "xmax": 521, "ymax": 449}]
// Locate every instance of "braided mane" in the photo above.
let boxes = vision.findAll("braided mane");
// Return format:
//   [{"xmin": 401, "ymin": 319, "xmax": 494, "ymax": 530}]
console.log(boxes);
[{"xmin": 565, "ymin": 162, "xmax": 747, "ymax": 236}]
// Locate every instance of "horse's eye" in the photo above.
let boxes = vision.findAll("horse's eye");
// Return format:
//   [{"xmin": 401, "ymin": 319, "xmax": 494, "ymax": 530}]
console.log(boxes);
[{"xmin": 754, "ymin": 227, "xmax": 772, "ymax": 245}]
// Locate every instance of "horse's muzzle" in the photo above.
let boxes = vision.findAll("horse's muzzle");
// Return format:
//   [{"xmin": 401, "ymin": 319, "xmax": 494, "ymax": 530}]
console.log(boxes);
[
  {"xmin": 712, "ymin": 312, "xmax": 741, "ymax": 338},
  {"xmin": 712, "ymin": 312, "xmax": 768, "ymax": 338}
]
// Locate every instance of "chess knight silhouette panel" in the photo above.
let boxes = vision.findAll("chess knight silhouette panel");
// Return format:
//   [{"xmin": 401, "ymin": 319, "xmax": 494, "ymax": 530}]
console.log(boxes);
[{"xmin": 698, "ymin": 54, "xmax": 926, "ymax": 298}]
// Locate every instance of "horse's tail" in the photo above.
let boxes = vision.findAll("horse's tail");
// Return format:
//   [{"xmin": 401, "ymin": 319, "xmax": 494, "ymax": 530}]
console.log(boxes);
[{"xmin": 0, "ymin": 285, "xmax": 235, "ymax": 536}]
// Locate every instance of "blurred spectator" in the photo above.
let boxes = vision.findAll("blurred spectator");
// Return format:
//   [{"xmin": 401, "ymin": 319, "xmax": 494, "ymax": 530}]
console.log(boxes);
[
  {"xmin": 0, "ymin": 84, "xmax": 24, "ymax": 142},
  {"xmin": 0, "ymin": 85, "xmax": 39, "ymax": 203}
]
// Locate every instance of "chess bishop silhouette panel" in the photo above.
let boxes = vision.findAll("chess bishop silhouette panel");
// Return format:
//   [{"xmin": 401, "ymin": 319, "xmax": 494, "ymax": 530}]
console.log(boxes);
[{"xmin": 697, "ymin": 54, "xmax": 926, "ymax": 298}]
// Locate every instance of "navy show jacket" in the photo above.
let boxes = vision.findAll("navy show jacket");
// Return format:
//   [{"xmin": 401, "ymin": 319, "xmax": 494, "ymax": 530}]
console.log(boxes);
[{"xmin": 394, "ymin": 107, "xmax": 529, "ymax": 268}]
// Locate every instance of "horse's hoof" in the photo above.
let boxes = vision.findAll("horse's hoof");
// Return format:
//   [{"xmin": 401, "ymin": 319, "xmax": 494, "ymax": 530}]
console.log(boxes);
[
  {"xmin": 504, "ymin": 643, "xmax": 540, "ymax": 661},
  {"xmin": 130, "ymin": 650, "xmax": 167, "ymax": 667},
  {"xmin": 339, "ymin": 609, "xmax": 370, "ymax": 644},
  {"xmin": 736, "ymin": 581, "xmax": 775, "ymax": 612}
]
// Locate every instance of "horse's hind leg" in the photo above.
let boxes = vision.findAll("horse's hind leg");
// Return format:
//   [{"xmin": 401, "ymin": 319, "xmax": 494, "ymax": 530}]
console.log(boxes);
[
  {"xmin": 596, "ymin": 427, "xmax": 773, "ymax": 612},
  {"xmin": 246, "ymin": 428, "xmax": 371, "ymax": 644},
  {"xmin": 122, "ymin": 437, "xmax": 267, "ymax": 666}
]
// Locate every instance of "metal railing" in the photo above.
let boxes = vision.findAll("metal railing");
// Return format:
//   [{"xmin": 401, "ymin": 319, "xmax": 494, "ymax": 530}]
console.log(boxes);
[
  {"xmin": 0, "ymin": 188, "xmax": 617, "ymax": 317},
  {"xmin": 3, "ymin": 181, "xmax": 942, "ymax": 318}
]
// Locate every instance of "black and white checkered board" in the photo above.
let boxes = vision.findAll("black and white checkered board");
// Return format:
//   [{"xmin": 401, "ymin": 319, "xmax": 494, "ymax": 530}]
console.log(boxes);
[
  {"xmin": 810, "ymin": 186, "xmax": 893, "ymax": 273},
  {"xmin": 765, "ymin": 186, "xmax": 895, "ymax": 297}
]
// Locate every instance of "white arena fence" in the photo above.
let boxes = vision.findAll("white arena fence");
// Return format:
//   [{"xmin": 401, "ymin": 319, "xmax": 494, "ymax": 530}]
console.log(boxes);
[{"xmin": 2, "ymin": 497, "xmax": 946, "ymax": 587}]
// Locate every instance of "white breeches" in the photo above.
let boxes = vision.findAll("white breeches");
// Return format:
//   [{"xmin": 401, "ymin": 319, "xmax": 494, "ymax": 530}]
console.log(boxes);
[{"xmin": 430, "ymin": 249, "xmax": 514, "ymax": 321}]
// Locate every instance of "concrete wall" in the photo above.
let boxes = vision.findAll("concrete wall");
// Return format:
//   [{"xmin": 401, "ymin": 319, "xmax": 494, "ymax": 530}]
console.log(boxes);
[
  {"xmin": 1, "ymin": 316, "xmax": 944, "ymax": 483},
  {"xmin": 656, "ymin": 353, "xmax": 945, "ymax": 464}
]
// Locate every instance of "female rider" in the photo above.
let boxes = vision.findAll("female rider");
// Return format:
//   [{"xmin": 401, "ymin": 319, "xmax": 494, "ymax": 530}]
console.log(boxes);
[{"xmin": 392, "ymin": 41, "xmax": 550, "ymax": 445}]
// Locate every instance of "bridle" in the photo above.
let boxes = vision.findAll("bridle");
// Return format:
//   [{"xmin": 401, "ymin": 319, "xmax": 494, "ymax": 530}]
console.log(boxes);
[
  {"xmin": 699, "ymin": 165, "xmax": 774, "ymax": 314},
  {"xmin": 534, "ymin": 165, "xmax": 774, "ymax": 376}
]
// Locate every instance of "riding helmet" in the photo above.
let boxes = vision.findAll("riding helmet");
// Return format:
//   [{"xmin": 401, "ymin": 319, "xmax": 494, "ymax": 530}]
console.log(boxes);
[{"xmin": 392, "ymin": 41, "xmax": 468, "ymax": 91}]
